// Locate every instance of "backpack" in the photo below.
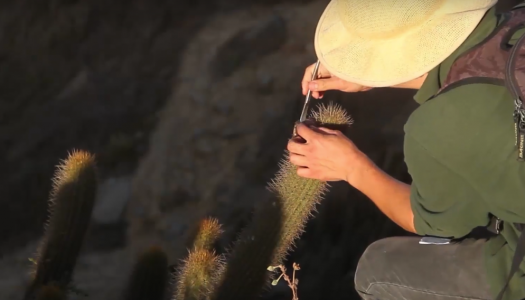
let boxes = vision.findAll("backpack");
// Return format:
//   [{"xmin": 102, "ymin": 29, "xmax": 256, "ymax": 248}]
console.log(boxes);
[{"xmin": 430, "ymin": 5, "xmax": 525, "ymax": 300}]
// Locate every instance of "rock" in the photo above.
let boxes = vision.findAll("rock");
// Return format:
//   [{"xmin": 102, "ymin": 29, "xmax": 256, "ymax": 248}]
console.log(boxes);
[
  {"xmin": 190, "ymin": 90, "xmax": 207, "ymax": 105},
  {"xmin": 175, "ymin": 157, "xmax": 195, "ymax": 170},
  {"xmin": 213, "ymin": 101, "xmax": 233, "ymax": 115},
  {"xmin": 158, "ymin": 186, "xmax": 194, "ymax": 211},
  {"xmin": 85, "ymin": 222, "xmax": 128, "ymax": 252},
  {"xmin": 56, "ymin": 69, "xmax": 90, "ymax": 100},
  {"xmin": 92, "ymin": 176, "xmax": 132, "ymax": 224},
  {"xmin": 256, "ymin": 71, "xmax": 274, "ymax": 94},
  {"xmin": 85, "ymin": 176, "xmax": 132, "ymax": 252},
  {"xmin": 221, "ymin": 125, "xmax": 250, "ymax": 139},
  {"xmin": 264, "ymin": 107, "xmax": 278, "ymax": 120},
  {"xmin": 194, "ymin": 138, "xmax": 220, "ymax": 155},
  {"xmin": 192, "ymin": 128, "xmax": 208, "ymax": 139},
  {"xmin": 209, "ymin": 13, "xmax": 287, "ymax": 80}
]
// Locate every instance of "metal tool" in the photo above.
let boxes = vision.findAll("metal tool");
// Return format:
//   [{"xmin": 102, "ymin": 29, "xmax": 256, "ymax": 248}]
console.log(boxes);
[{"xmin": 299, "ymin": 60, "xmax": 321, "ymax": 122}]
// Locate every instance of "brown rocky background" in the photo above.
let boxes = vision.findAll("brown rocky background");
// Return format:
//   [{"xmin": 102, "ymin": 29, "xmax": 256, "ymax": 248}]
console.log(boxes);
[{"xmin": 0, "ymin": 0, "xmax": 520, "ymax": 299}]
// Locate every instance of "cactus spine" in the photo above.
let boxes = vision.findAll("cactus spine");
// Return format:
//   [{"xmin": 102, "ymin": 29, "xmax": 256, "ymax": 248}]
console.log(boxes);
[
  {"xmin": 174, "ymin": 217, "xmax": 225, "ymax": 300},
  {"xmin": 122, "ymin": 246, "xmax": 169, "ymax": 300},
  {"xmin": 25, "ymin": 150, "xmax": 98, "ymax": 299},
  {"xmin": 310, "ymin": 102, "xmax": 354, "ymax": 125},
  {"xmin": 210, "ymin": 102, "xmax": 352, "ymax": 300}
]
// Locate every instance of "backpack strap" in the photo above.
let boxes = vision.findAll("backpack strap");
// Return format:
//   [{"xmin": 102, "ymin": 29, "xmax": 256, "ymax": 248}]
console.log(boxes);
[
  {"xmin": 495, "ymin": 227, "xmax": 525, "ymax": 300},
  {"xmin": 505, "ymin": 17, "xmax": 525, "ymax": 161},
  {"xmin": 486, "ymin": 216, "xmax": 525, "ymax": 300},
  {"xmin": 513, "ymin": 3, "xmax": 525, "ymax": 10}
]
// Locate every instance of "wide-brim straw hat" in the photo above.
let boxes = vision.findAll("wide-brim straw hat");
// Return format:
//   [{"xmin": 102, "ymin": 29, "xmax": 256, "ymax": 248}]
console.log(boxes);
[{"xmin": 314, "ymin": 0, "xmax": 498, "ymax": 87}]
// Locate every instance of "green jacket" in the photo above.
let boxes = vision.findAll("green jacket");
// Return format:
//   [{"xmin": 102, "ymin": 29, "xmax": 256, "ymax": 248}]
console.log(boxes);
[{"xmin": 405, "ymin": 5, "xmax": 525, "ymax": 300}]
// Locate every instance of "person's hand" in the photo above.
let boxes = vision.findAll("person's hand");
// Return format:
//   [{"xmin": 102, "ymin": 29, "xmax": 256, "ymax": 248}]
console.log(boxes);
[
  {"xmin": 301, "ymin": 62, "xmax": 373, "ymax": 99},
  {"xmin": 287, "ymin": 122, "xmax": 372, "ymax": 184}
]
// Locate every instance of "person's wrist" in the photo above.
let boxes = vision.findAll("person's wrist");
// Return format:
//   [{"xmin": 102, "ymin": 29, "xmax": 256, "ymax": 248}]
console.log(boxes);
[{"xmin": 344, "ymin": 151, "xmax": 377, "ymax": 190}]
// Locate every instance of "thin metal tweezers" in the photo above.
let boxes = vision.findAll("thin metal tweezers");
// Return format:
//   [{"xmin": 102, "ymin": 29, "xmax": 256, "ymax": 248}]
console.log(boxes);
[{"xmin": 299, "ymin": 60, "xmax": 321, "ymax": 122}]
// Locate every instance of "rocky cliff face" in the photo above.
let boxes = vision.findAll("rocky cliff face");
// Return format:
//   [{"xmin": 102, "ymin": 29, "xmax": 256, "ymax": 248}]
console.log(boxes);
[
  {"xmin": 1, "ymin": 0, "xmax": 521, "ymax": 299},
  {"xmin": 0, "ymin": 0, "xmax": 318, "ymax": 254}
]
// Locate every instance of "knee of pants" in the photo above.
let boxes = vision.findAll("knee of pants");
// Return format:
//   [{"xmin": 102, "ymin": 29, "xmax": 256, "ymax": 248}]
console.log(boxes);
[{"xmin": 354, "ymin": 237, "xmax": 398, "ymax": 294}]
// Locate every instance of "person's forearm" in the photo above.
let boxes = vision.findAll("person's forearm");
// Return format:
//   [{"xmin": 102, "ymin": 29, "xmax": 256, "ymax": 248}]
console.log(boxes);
[{"xmin": 349, "ymin": 157, "xmax": 416, "ymax": 233}]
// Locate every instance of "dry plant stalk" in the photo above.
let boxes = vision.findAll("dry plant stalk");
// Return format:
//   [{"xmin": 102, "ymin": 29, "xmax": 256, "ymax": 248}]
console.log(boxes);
[{"xmin": 268, "ymin": 262, "xmax": 301, "ymax": 300}]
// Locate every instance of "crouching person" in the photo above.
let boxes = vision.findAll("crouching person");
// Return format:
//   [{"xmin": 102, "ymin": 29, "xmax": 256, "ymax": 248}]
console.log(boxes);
[{"xmin": 288, "ymin": 1, "xmax": 525, "ymax": 299}]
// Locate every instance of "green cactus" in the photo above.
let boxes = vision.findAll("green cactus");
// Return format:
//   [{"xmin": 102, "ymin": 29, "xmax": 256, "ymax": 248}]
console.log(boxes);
[
  {"xmin": 35, "ymin": 285, "xmax": 66, "ymax": 300},
  {"xmin": 174, "ymin": 249, "xmax": 226, "ymax": 300},
  {"xmin": 310, "ymin": 102, "xmax": 354, "ymax": 125},
  {"xmin": 210, "ymin": 102, "xmax": 352, "ymax": 300},
  {"xmin": 174, "ymin": 217, "xmax": 225, "ymax": 300},
  {"xmin": 121, "ymin": 246, "xmax": 169, "ymax": 300},
  {"xmin": 18, "ymin": 103, "xmax": 351, "ymax": 300},
  {"xmin": 25, "ymin": 150, "xmax": 98, "ymax": 300},
  {"xmin": 188, "ymin": 217, "xmax": 224, "ymax": 252}
]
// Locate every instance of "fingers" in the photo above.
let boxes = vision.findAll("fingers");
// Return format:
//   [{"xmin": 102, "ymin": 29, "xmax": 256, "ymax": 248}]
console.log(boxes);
[
  {"xmin": 308, "ymin": 78, "xmax": 345, "ymax": 93},
  {"xmin": 289, "ymin": 153, "xmax": 308, "ymax": 167},
  {"xmin": 302, "ymin": 62, "xmax": 330, "ymax": 97},
  {"xmin": 287, "ymin": 137, "xmax": 307, "ymax": 154},
  {"xmin": 301, "ymin": 64, "xmax": 314, "ymax": 95},
  {"xmin": 295, "ymin": 123, "xmax": 319, "ymax": 142},
  {"xmin": 301, "ymin": 118, "xmax": 318, "ymax": 127},
  {"xmin": 287, "ymin": 122, "xmax": 320, "ymax": 154},
  {"xmin": 297, "ymin": 167, "xmax": 316, "ymax": 179},
  {"xmin": 317, "ymin": 127, "xmax": 342, "ymax": 135}
]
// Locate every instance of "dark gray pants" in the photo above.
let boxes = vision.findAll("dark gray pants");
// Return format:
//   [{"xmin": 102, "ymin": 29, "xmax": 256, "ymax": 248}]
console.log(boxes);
[{"xmin": 354, "ymin": 236, "xmax": 493, "ymax": 300}]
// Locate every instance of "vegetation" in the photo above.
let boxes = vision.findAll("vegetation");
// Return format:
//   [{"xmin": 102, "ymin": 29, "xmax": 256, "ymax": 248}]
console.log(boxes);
[
  {"xmin": 24, "ymin": 150, "xmax": 97, "ymax": 300},
  {"xmin": 21, "ymin": 102, "xmax": 352, "ymax": 300}
]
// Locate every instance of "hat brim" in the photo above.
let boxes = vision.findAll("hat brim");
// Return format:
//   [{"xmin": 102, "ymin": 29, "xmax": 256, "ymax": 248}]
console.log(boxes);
[{"xmin": 314, "ymin": 1, "xmax": 491, "ymax": 87}]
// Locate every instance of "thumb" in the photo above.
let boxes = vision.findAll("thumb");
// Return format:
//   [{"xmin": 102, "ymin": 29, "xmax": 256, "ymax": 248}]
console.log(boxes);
[
  {"xmin": 317, "ymin": 127, "xmax": 342, "ymax": 135},
  {"xmin": 309, "ymin": 77, "xmax": 344, "ymax": 92},
  {"xmin": 295, "ymin": 123, "xmax": 319, "ymax": 141}
]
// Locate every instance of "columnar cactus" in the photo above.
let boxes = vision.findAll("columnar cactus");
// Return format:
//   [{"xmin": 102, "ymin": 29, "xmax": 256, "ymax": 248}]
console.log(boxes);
[
  {"xmin": 209, "ymin": 102, "xmax": 352, "ymax": 300},
  {"xmin": 189, "ymin": 218, "xmax": 223, "ymax": 252},
  {"xmin": 122, "ymin": 246, "xmax": 170, "ymax": 300},
  {"xmin": 174, "ymin": 217, "xmax": 226, "ymax": 300},
  {"xmin": 20, "ymin": 102, "xmax": 352, "ymax": 300},
  {"xmin": 35, "ymin": 285, "xmax": 66, "ymax": 300},
  {"xmin": 25, "ymin": 150, "xmax": 98, "ymax": 300}
]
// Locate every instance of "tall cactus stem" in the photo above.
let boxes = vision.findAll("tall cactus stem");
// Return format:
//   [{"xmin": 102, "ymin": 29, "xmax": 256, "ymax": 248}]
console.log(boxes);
[
  {"xmin": 191, "ymin": 217, "xmax": 223, "ymax": 252},
  {"xmin": 121, "ymin": 246, "xmax": 169, "ymax": 300},
  {"xmin": 35, "ymin": 285, "xmax": 66, "ymax": 300},
  {"xmin": 173, "ymin": 249, "xmax": 225, "ymax": 300},
  {"xmin": 25, "ymin": 150, "xmax": 98, "ymax": 299},
  {"xmin": 174, "ymin": 217, "xmax": 225, "ymax": 300},
  {"xmin": 210, "ymin": 102, "xmax": 352, "ymax": 300}
]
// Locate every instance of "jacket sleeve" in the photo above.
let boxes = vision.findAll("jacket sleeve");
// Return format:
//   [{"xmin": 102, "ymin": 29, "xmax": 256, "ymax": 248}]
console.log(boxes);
[{"xmin": 405, "ymin": 134, "xmax": 491, "ymax": 238}]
